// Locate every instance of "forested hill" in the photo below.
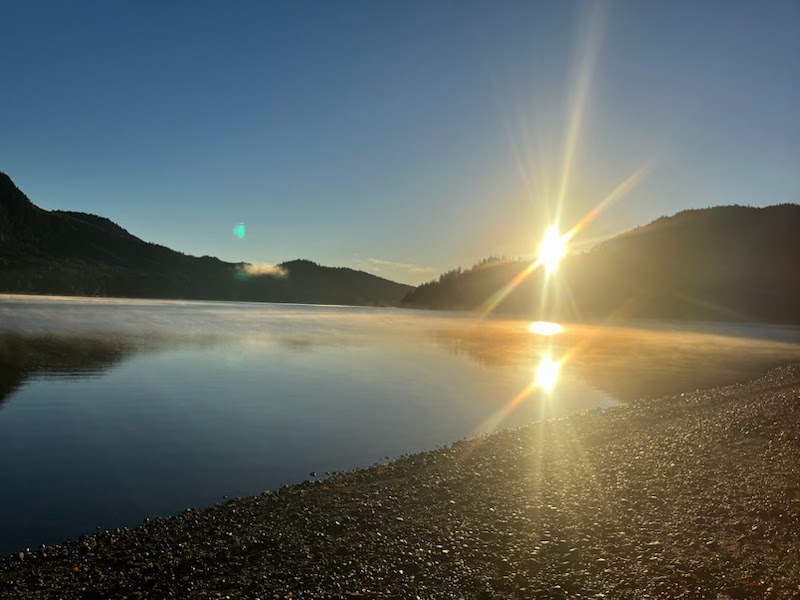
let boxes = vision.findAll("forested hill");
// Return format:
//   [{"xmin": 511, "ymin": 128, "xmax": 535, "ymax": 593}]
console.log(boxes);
[
  {"xmin": 403, "ymin": 204, "xmax": 800, "ymax": 324},
  {"xmin": 0, "ymin": 173, "xmax": 411, "ymax": 305}
]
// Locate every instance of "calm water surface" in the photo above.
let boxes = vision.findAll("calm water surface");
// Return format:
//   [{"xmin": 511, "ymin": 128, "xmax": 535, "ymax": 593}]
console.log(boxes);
[{"xmin": 2, "ymin": 295, "xmax": 800, "ymax": 555}]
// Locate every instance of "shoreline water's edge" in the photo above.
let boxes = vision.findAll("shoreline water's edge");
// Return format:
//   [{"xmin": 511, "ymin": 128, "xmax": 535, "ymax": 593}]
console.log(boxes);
[{"xmin": 2, "ymin": 364, "xmax": 799, "ymax": 599}]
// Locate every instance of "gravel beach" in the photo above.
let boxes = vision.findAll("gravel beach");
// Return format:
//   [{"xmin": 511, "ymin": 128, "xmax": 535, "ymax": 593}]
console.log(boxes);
[{"xmin": 2, "ymin": 365, "xmax": 799, "ymax": 599}]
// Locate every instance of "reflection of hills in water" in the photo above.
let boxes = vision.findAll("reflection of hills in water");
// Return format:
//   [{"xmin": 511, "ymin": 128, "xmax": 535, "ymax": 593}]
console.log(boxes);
[
  {"xmin": 434, "ymin": 322, "xmax": 800, "ymax": 402},
  {"xmin": 6, "ymin": 321, "xmax": 800, "ymax": 408},
  {"xmin": 0, "ymin": 333, "xmax": 239, "ymax": 406},
  {"xmin": 0, "ymin": 331, "xmax": 328, "ymax": 407},
  {"xmin": 0, "ymin": 334, "xmax": 149, "ymax": 406}
]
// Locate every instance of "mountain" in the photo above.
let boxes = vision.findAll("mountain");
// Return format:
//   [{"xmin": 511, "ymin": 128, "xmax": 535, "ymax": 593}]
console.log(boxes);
[
  {"xmin": 0, "ymin": 172, "xmax": 411, "ymax": 305},
  {"xmin": 403, "ymin": 204, "xmax": 800, "ymax": 324}
]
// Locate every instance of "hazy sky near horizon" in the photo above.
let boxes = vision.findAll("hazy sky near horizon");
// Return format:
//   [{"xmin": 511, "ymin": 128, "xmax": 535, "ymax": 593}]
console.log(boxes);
[{"xmin": 1, "ymin": 1, "xmax": 798, "ymax": 284}]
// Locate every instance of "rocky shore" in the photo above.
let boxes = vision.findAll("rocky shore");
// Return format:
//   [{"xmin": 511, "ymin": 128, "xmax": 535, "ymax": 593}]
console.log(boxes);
[{"xmin": 2, "ymin": 366, "xmax": 799, "ymax": 599}]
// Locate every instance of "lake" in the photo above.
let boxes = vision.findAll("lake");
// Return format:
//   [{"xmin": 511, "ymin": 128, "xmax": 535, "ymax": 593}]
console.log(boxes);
[{"xmin": 2, "ymin": 295, "xmax": 800, "ymax": 555}]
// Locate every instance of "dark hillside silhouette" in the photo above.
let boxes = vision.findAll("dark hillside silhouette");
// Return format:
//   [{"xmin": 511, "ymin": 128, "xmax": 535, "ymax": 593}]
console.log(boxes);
[
  {"xmin": 0, "ymin": 173, "xmax": 411, "ymax": 305},
  {"xmin": 404, "ymin": 204, "xmax": 800, "ymax": 324},
  {"xmin": 402, "ymin": 257, "xmax": 523, "ymax": 312}
]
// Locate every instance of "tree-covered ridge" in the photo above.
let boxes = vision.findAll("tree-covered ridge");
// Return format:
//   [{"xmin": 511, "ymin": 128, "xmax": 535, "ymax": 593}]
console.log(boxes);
[
  {"xmin": 404, "ymin": 204, "xmax": 800, "ymax": 324},
  {"xmin": 0, "ymin": 172, "xmax": 411, "ymax": 305},
  {"xmin": 402, "ymin": 256, "xmax": 524, "ymax": 311}
]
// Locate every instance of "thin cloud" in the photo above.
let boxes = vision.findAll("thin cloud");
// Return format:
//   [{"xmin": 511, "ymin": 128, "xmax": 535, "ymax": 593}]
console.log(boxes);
[{"xmin": 238, "ymin": 263, "xmax": 288, "ymax": 277}]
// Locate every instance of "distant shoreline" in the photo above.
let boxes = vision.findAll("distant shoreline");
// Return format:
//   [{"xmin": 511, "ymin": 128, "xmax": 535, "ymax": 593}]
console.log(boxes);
[
  {"xmin": 0, "ymin": 292, "xmax": 405, "ymax": 311},
  {"xmin": 5, "ymin": 292, "xmax": 800, "ymax": 331},
  {"xmin": 2, "ymin": 364, "xmax": 799, "ymax": 598}
]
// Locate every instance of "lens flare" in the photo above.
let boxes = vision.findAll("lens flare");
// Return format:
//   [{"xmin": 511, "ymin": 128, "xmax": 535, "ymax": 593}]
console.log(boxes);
[
  {"xmin": 529, "ymin": 321, "xmax": 563, "ymax": 335},
  {"xmin": 474, "ymin": 3, "xmax": 650, "ymax": 323},
  {"xmin": 534, "ymin": 355, "xmax": 561, "ymax": 392},
  {"xmin": 233, "ymin": 223, "xmax": 246, "ymax": 239},
  {"xmin": 538, "ymin": 226, "xmax": 568, "ymax": 274}
]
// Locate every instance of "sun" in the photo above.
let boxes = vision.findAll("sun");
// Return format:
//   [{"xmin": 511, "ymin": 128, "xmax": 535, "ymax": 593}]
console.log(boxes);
[{"xmin": 538, "ymin": 225, "xmax": 568, "ymax": 274}]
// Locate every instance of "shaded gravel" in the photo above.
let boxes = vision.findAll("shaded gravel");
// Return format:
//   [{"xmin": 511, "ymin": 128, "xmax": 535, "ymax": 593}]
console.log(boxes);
[{"xmin": 2, "ymin": 366, "xmax": 800, "ymax": 599}]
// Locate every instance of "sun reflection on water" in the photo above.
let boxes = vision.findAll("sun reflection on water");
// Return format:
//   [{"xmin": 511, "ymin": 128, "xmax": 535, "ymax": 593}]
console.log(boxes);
[
  {"xmin": 529, "ymin": 321, "xmax": 564, "ymax": 335},
  {"xmin": 534, "ymin": 355, "xmax": 561, "ymax": 393}
]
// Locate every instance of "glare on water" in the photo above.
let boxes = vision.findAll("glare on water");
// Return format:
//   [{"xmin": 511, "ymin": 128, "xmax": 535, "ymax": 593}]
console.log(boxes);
[
  {"xmin": 534, "ymin": 355, "xmax": 561, "ymax": 392},
  {"xmin": 2, "ymin": 295, "xmax": 800, "ymax": 555},
  {"xmin": 529, "ymin": 321, "xmax": 563, "ymax": 335}
]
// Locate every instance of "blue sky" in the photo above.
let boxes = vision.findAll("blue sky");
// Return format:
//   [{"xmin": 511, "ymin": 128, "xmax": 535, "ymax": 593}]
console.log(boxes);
[{"xmin": 1, "ymin": 1, "xmax": 798, "ymax": 284}]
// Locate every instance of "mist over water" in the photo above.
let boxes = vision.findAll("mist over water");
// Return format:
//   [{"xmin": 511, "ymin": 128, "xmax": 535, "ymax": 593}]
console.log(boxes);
[{"xmin": 2, "ymin": 295, "xmax": 800, "ymax": 555}]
